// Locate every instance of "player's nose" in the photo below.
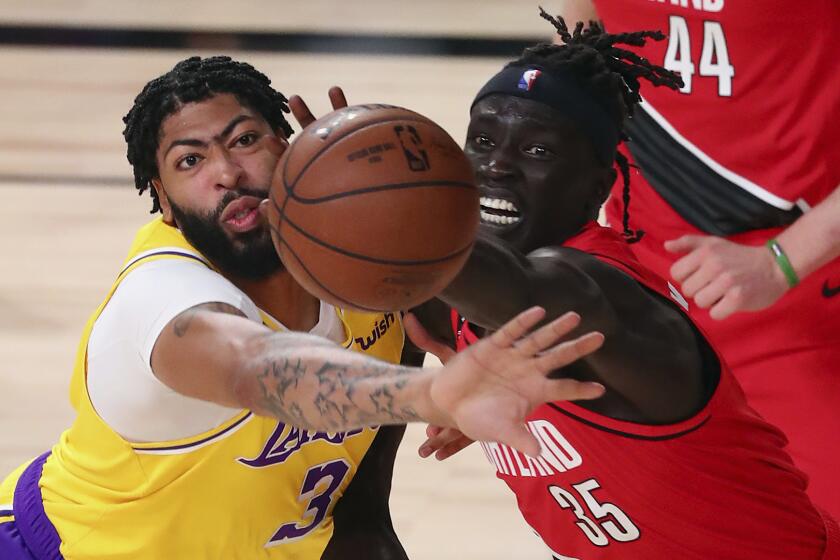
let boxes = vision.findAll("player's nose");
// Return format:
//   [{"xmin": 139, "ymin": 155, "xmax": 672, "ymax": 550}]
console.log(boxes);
[
  {"xmin": 210, "ymin": 146, "xmax": 244, "ymax": 190},
  {"xmin": 480, "ymin": 157, "xmax": 517, "ymax": 181}
]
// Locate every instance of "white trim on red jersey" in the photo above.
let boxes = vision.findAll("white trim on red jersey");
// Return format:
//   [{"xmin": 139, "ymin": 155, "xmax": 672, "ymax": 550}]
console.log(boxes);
[{"xmin": 639, "ymin": 99, "xmax": 804, "ymax": 211}]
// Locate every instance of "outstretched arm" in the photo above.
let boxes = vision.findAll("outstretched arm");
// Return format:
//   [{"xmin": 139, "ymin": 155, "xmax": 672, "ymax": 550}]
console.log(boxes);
[
  {"xmin": 150, "ymin": 302, "xmax": 604, "ymax": 456},
  {"xmin": 439, "ymin": 232, "xmax": 706, "ymax": 423}
]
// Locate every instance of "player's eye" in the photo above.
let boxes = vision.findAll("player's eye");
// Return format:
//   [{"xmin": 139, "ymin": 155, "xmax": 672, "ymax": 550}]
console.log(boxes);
[
  {"xmin": 234, "ymin": 133, "xmax": 258, "ymax": 147},
  {"xmin": 176, "ymin": 154, "xmax": 203, "ymax": 170},
  {"xmin": 473, "ymin": 134, "xmax": 494, "ymax": 148},
  {"xmin": 524, "ymin": 145, "xmax": 553, "ymax": 157}
]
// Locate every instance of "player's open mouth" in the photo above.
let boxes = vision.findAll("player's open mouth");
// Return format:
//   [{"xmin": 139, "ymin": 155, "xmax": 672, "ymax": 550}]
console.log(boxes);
[
  {"xmin": 221, "ymin": 196, "xmax": 264, "ymax": 233},
  {"xmin": 480, "ymin": 196, "xmax": 523, "ymax": 227}
]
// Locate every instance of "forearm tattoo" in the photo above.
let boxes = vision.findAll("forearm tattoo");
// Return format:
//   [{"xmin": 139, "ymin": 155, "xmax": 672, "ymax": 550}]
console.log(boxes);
[
  {"xmin": 251, "ymin": 332, "xmax": 423, "ymax": 431},
  {"xmin": 171, "ymin": 302, "xmax": 425, "ymax": 431}
]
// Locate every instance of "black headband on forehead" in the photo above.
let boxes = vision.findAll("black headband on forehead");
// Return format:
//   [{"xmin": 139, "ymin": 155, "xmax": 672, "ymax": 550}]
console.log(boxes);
[{"xmin": 470, "ymin": 65, "xmax": 619, "ymax": 165}]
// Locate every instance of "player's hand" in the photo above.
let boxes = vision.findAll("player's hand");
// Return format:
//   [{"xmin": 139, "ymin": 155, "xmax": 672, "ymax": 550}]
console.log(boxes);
[
  {"xmin": 404, "ymin": 313, "xmax": 473, "ymax": 459},
  {"xmin": 418, "ymin": 425, "xmax": 474, "ymax": 460},
  {"xmin": 403, "ymin": 312, "xmax": 456, "ymax": 364},
  {"xmin": 666, "ymin": 235, "xmax": 789, "ymax": 320},
  {"xmin": 288, "ymin": 86, "xmax": 348, "ymax": 130},
  {"xmin": 426, "ymin": 307, "xmax": 605, "ymax": 458}
]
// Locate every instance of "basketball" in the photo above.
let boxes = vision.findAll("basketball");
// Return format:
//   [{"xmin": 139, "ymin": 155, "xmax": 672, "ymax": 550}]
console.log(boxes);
[{"xmin": 267, "ymin": 104, "xmax": 479, "ymax": 312}]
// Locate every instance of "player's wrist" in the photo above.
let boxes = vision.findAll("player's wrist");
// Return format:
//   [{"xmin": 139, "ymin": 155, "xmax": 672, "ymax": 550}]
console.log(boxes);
[
  {"xmin": 765, "ymin": 238, "xmax": 799, "ymax": 290},
  {"xmin": 414, "ymin": 367, "xmax": 455, "ymax": 428}
]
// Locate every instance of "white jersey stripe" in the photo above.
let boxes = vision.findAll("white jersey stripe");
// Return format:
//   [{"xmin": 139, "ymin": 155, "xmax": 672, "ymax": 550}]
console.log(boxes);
[{"xmin": 638, "ymin": 100, "xmax": 796, "ymax": 211}]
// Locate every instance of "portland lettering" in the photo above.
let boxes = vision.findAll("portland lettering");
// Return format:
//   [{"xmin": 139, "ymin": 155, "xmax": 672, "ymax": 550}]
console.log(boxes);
[{"xmin": 480, "ymin": 420, "xmax": 582, "ymax": 477}]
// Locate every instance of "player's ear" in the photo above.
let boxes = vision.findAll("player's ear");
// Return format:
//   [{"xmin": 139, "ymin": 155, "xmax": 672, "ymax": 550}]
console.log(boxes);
[
  {"xmin": 595, "ymin": 166, "xmax": 616, "ymax": 207},
  {"xmin": 151, "ymin": 178, "xmax": 174, "ymax": 224},
  {"xmin": 581, "ymin": 165, "xmax": 615, "ymax": 221}
]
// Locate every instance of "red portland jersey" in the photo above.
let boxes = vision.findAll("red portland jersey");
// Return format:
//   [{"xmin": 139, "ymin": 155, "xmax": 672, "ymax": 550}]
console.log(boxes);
[
  {"xmin": 595, "ymin": 0, "xmax": 840, "ymax": 517},
  {"xmin": 594, "ymin": 0, "xmax": 840, "ymax": 209},
  {"xmin": 453, "ymin": 224, "xmax": 839, "ymax": 559}
]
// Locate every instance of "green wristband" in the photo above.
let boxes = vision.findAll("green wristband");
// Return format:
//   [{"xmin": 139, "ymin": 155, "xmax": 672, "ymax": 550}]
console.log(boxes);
[{"xmin": 766, "ymin": 239, "xmax": 799, "ymax": 288}]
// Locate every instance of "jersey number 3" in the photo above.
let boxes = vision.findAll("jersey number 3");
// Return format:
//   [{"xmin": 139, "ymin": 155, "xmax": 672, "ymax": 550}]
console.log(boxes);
[
  {"xmin": 268, "ymin": 459, "xmax": 350, "ymax": 546},
  {"xmin": 664, "ymin": 16, "xmax": 734, "ymax": 96},
  {"xmin": 549, "ymin": 478, "xmax": 640, "ymax": 547}
]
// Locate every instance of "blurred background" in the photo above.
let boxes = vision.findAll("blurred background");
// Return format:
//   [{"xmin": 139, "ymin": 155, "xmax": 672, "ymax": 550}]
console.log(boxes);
[{"xmin": 0, "ymin": 2, "xmax": 566, "ymax": 558}]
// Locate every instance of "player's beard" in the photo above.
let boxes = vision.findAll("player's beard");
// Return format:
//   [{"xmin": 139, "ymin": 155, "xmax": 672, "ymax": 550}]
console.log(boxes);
[{"xmin": 169, "ymin": 187, "xmax": 283, "ymax": 281}]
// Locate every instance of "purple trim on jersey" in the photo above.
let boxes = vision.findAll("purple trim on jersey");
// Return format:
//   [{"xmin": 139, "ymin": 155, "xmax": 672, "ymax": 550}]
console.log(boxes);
[
  {"xmin": 9, "ymin": 451, "xmax": 64, "ymax": 560},
  {"xmin": 0, "ymin": 509, "xmax": 13, "ymax": 517},
  {"xmin": 131, "ymin": 412, "xmax": 253, "ymax": 452},
  {"xmin": 546, "ymin": 402, "xmax": 711, "ymax": 441},
  {"xmin": 119, "ymin": 250, "xmax": 209, "ymax": 276}
]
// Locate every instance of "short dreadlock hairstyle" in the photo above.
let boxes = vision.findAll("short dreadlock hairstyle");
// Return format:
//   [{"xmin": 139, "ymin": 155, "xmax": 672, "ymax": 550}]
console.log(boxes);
[
  {"xmin": 512, "ymin": 8, "xmax": 683, "ymax": 242},
  {"xmin": 123, "ymin": 56, "xmax": 294, "ymax": 213}
]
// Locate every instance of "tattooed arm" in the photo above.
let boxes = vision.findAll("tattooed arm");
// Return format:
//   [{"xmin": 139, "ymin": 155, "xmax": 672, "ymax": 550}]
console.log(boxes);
[
  {"xmin": 151, "ymin": 302, "xmax": 606, "ymax": 455},
  {"xmin": 152, "ymin": 302, "xmax": 432, "ymax": 430}
]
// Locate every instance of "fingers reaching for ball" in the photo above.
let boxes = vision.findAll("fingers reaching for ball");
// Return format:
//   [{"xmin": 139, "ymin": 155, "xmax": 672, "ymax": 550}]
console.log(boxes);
[
  {"xmin": 288, "ymin": 95, "xmax": 317, "ymax": 130},
  {"xmin": 289, "ymin": 87, "xmax": 349, "ymax": 131},
  {"xmin": 328, "ymin": 87, "xmax": 348, "ymax": 111}
]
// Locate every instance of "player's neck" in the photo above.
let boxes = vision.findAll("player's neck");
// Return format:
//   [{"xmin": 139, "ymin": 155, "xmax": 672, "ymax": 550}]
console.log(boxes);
[{"xmin": 231, "ymin": 271, "xmax": 321, "ymax": 332}]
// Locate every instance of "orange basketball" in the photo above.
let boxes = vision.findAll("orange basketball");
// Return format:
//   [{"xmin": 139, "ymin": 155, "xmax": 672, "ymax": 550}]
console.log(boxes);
[{"xmin": 267, "ymin": 104, "xmax": 478, "ymax": 312}]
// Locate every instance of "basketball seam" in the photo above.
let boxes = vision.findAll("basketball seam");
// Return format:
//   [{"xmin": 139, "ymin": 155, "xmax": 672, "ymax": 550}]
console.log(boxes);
[
  {"xmin": 267, "ymin": 219, "xmax": 384, "ymax": 313},
  {"xmin": 288, "ymin": 180, "xmax": 476, "ymax": 204},
  {"xmin": 270, "ymin": 110, "xmax": 474, "ymax": 312},
  {"xmin": 270, "ymin": 192, "xmax": 474, "ymax": 266}
]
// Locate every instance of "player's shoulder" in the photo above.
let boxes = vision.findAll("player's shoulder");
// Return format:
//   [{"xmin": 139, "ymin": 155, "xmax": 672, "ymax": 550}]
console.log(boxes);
[
  {"xmin": 528, "ymin": 244, "xmax": 593, "ymax": 264},
  {"xmin": 111, "ymin": 256, "xmax": 260, "ymax": 323},
  {"xmin": 526, "ymin": 244, "xmax": 635, "ymax": 288},
  {"xmin": 122, "ymin": 256, "xmax": 234, "ymax": 294}
]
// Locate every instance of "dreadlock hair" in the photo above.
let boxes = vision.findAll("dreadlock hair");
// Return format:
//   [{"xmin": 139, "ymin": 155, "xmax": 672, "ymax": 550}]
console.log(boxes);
[
  {"xmin": 512, "ymin": 8, "xmax": 683, "ymax": 242},
  {"xmin": 123, "ymin": 56, "xmax": 294, "ymax": 213}
]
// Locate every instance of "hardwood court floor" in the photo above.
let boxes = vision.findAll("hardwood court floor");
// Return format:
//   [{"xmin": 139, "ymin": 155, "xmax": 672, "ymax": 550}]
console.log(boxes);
[{"xmin": 0, "ymin": 16, "xmax": 556, "ymax": 557}]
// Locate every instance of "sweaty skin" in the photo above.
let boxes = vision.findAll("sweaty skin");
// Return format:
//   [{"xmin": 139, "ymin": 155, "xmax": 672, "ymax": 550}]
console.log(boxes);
[{"xmin": 414, "ymin": 94, "xmax": 712, "ymax": 426}]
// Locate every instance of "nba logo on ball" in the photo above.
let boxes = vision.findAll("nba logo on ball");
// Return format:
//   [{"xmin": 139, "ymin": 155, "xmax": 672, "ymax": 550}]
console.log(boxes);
[{"xmin": 518, "ymin": 69, "xmax": 541, "ymax": 91}]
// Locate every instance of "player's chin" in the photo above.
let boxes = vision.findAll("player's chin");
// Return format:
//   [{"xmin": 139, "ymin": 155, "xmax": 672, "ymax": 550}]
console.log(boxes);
[{"xmin": 479, "ymin": 220, "xmax": 534, "ymax": 255}]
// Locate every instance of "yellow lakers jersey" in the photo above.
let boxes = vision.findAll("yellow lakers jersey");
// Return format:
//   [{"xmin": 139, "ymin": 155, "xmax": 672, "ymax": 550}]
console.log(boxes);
[{"xmin": 2, "ymin": 217, "xmax": 404, "ymax": 559}]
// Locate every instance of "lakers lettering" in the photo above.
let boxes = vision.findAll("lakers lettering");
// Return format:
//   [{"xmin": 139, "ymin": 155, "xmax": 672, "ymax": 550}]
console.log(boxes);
[{"xmin": 238, "ymin": 422, "xmax": 365, "ymax": 468}]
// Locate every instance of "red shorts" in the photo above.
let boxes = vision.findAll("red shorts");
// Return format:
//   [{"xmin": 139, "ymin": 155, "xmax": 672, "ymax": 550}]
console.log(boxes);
[{"xmin": 606, "ymin": 170, "xmax": 840, "ymax": 518}]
